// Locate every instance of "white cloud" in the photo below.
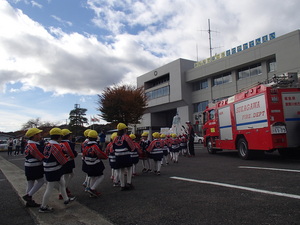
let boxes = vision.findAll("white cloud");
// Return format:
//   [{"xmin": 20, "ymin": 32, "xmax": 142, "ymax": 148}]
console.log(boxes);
[
  {"xmin": 31, "ymin": 1, "xmax": 42, "ymax": 8},
  {"xmin": 51, "ymin": 15, "xmax": 73, "ymax": 27}
]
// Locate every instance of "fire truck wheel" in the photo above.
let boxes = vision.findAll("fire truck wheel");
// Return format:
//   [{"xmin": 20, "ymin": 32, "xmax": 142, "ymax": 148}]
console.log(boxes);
[
  {"xmin": 237, "ymin": 138, "xmax": 252, "ymax": 160},
  {"xmin": 207, "ymin": 138, "xmax": 216, "ymax": 154}
]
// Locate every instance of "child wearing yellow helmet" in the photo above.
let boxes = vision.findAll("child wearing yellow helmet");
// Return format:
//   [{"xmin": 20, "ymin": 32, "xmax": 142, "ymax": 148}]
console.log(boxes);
[
  {"xmin": 39, "ymin": 128, "xmax": 75, "ymax": 213},
  {"xmin": 112, "ymin": 123, "xmax": 136, "ymax": 191},
  {"xmin": 82, "ymin": 130, "xmax": 108, "ymax": 197},
  {"xmin": 23, "ymin": 128, "xmax": 44, "ymax": 207},
  {"xmin": 81, "ymin": 129, "xmax": 91, "ymax": 188},
  {"xmin": 105, "ymin": 132, "xmax": 120, "ymax": 186},
  {"xmin": 169, "ymin": 133, "xmax": 181, "ymax": 163},
  {"xmin": 129, "ymin": 134, "xmax": 142, "ymax": 176},
  {"xmin": 160, "ymin": 133, "xmax": 170, "ymax": 166},
  {"xmin": 60, "ymin": 129, "xmax": 77, "ymax": 200},
  {"xmin": 139, "ymin": 131, "xmax": 152, "ymax": 173},
  {"xmin": 146, "ymin": 132, "xmax": 164, "ymax": 175}
]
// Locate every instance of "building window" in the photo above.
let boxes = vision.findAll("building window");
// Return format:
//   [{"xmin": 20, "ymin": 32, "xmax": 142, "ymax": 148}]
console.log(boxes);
[
  {"xmin": 192, "ymin": 79, "xmax": 208, "ymax": 91},
  {"xmin": 144, "ymin": 74, "xmax": 169, "ymax": 90},
  {"xmin": 146, "ymin": 86, "xmax": 170, "ymax": 100},
  {"xmin": 193, "ymin": 101, "xmax": 209, "ymax": 113},
  {"xmin": 238, "ymin": 63, "xmax": 262, "ymax": 79},
  {"xmin": 268, "ymin": 59, "xmax": 277, "ymax": 72},
  {"xmin": 213, "ymin": 72, "xmax": 232, "ymax": 86}
]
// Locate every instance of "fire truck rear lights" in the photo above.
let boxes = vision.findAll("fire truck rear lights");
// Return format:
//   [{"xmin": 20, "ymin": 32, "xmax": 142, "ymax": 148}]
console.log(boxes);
[{"xmin": 271, "ymin": 125, "xmax": 287, "ymax": 134}]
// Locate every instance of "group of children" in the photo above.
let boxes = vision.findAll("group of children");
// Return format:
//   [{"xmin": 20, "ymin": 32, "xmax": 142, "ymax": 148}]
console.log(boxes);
[
  {"xmin": 23, "ymin": 127, "xmax": 77, "ymax": 213},
  {"xmin": 21, "ymin": 123, "xmax": 194, "ymax": 213},
  {"xmin": 103, "ymin": 129, "xmax": 193, "ymax": 187}
]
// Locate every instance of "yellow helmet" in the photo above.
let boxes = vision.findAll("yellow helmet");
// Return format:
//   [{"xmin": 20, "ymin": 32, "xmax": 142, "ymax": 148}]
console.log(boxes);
[
  {"xmin": 171, "ymin": 133, "xmax": 177, "ymax": 138},
  {"xmin": 152, "ymin": 132, "xmax": 161, "ymax": 139},
  {"xmin": 117, "ymin": 123, "xmax": 128, "ymax": 130},
  {"xmin": 50, "ymin": 128, "xmax": 63, "ymax": 136},
  {"xmin": 25, "ymin": 128, "xmax": 43, "ymax": 138},
  {"xmin": 84, "ymin": 129, "xmax": 91, "ymax": 137},
  {"xmin": 88, "ymin": 130, "xmax": 98, "ymax": 139},
  {"xmin": 160, "ymin": 133, "xmax": 166, "ymax": 138},
  {"xmin": 141, "ymin": 132, "xmax": 148, "ymax": 137},
  {"xmin": 61, "ymin": 129, "xmax": 72, "ymax": 136},
  {"xmin": 129, "ymin": 134, "xmax": 136, "ymax": 139},
  {"xmin": 111, "ymin": 132, "xmax": 118, "ymax": 141}
]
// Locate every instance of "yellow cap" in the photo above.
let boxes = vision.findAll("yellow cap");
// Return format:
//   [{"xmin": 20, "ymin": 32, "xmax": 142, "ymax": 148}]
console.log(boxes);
[
  {"xmin": 129, "ymin": 134, "xmax": 136, "ymax": 139},
  {"xmin": 111, "ymin": 132, "xmax": 118, "ymax": 141},
  {"xmin": 141, "ymin": 132, "xmax": 148, "ymax": 137},
  {"xmin": 160, "ymin": 133, "xmax": 166, "ymax": 138},
  {"xmin": 61, "ymin": 129, "xmax": 72, "ymax": 136},
  {"xmin": 152, "ymin": 132, "xmax": 161, "ymax": 139},
  {"xmin": 171, "ymin": 133, "xmax": 177, "ymax": 138},
  {"xmin": 25, "ymin": 128, "xmax": 43, "ymax": 138},
  {"xmin": 50, "ymin": 128, "xmax": 63, "ymax": 136},
  {"xmin": 88, "ymin": 130, "xmax": 98, "ymax": 139},
  {"xmin": 84, "ymin": 129, "xmax": 91, "ymax": 137},
  {"xmin": 117, "ymin": 123, "xmax": 128, "ymax": 130}
]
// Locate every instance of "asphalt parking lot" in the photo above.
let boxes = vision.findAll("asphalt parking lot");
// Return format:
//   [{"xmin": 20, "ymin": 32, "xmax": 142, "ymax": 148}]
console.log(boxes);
[{"xmin": 1, "ymin": 144, "xmax": 300, "ymax": 225}]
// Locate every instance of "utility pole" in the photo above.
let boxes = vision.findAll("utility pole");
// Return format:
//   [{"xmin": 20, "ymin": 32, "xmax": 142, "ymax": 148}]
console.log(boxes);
[
  {"xmin": 208, "ymin": 19, "xmax": 213, "ymax": 59},
  {"xmin": 198, "ymin": 19, "xmax": 219, "ymax": 60}
]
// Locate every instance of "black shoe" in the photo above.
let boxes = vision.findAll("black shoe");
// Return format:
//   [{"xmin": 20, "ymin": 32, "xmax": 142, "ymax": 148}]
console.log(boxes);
[
  {"xmin": 121, "ymin": 186, "xmax": 129, "ymax": 191},
  {"xmin": 22, "ymin": 194, "xmax": 32, "ymax": 202},
  {"xmin": 26, "ymin": 200, "xmax": 41, "ymax": 207},
  {"xmin": 64, "ymin": 196, "xmax": 76, "ymax": 205},
  {"xmin": 126, "ymin": 183, "xmax": 134, "ymax": 190},
  {"xmin": 39, "ymin": 206, "xmax": 54, "ymax": 213}
]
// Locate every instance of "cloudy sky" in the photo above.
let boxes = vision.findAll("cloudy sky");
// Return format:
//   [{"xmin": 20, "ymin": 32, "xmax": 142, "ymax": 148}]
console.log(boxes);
[{"xmin": 0, "ymin": 0, "xmax": 299, "ymax": 132}]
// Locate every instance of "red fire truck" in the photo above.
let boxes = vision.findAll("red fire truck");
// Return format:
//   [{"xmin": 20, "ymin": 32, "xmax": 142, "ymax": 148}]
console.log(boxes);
[{"xmin": 202, "ymin": 75, "xmax": 300, "ymax": 159}]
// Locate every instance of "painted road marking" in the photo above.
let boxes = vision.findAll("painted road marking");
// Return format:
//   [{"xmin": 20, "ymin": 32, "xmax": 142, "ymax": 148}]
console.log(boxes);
[
  {"xmin": 239, "ymin": 166, "xmax": 300, "ymax": 173},
  {"xmin": 170, "ymin": 176, "xmax": 300, "ymax": 200}
]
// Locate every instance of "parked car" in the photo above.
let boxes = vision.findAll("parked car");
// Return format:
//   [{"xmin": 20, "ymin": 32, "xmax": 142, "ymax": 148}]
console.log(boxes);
[
  {"xmin": 0, "ymin": 140, "xmax": 8, "ymax": 150},
  {"xmin": 194, "ymin": 134, "xmax": 204, "ymax": 144}
]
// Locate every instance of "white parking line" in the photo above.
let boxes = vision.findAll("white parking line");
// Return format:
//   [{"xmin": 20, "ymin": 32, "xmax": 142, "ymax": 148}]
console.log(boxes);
[
  {"xmin": 170, "ymin": 176, "xmax": 300, "ymax": 200},
  {"xmin": 239, "ymin": 166, "xmax": 300, "ymax": 173}
]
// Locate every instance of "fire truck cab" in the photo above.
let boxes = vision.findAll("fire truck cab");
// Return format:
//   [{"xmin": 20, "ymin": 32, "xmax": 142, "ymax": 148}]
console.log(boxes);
[{"xmin": 202, "ymin": 74, "xmax": 300, "ymax": 159}]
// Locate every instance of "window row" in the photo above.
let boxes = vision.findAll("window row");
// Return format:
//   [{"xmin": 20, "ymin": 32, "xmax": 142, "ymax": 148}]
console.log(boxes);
[
  {"xmin": 146, "ymin": 86, "xmax": 170, "ymax": 100},
  {"xmin": 193, "ymin": 101, "xmax": 209, "ymax": 113},
  {"xmin": 238, "ymin": 63, "xmax": 262, "ymax": 79},
  {"xmin": 192, "ymin": 62, "xmax": 268, "ymax": 91},
  {"xmin": 145, "ymin": 74, "xmax": 170, "ymax": 90},
  {"xmin": 213, "ymin": 72, "xmax": 232, "ymax": 86},
  {"xmin": 192, "ymin": 79, "xmax": 208, "ymax": 91}
]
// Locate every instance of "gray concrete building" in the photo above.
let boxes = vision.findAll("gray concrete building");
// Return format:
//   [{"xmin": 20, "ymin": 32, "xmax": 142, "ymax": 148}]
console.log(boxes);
[{"xmin": 137, "ymin": 30, "xmax": 300, "ymax": 135}]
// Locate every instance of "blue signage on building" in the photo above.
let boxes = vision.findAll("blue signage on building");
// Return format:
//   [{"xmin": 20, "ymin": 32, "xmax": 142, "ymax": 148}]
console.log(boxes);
[
  {"xmin": 269, "ymin": 32, "xmax": 276, "ymax": 40},
  {"xmin": 256, "ymin": 38, "xmax": 261, "ymax": 45},
  {"xmin": 194, "ymin": 32, "xmax": 276, "ymax": 68},
  {"xmin": 262, "ymin": 35, "xmax": 268, "ymax": 43},
  {"xmin": 249, "ymin": 40, "xmax": 255, "ymax": 47}
]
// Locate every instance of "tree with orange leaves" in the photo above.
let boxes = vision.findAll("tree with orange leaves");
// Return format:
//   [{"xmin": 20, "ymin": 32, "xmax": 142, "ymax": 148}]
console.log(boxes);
[{"xmin": 97, "ymin": 85, "xmax": 147, "ymax": 125}]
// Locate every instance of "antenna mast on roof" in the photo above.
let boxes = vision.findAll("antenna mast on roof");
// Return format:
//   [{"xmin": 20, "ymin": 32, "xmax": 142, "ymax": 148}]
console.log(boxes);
[
  {"xmin": 198, "ymin": 19, "xmax": 220, "ymax": 59},
  {"xmin": 208, "ymin": 19, "xmax": 213, "ymax": 59}
]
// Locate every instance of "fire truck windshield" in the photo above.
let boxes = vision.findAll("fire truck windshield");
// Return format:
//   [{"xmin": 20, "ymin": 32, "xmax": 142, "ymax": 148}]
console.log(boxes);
[{"xmin": 209, "ymin": 109, "xmax": 215, "ymax": 120}]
